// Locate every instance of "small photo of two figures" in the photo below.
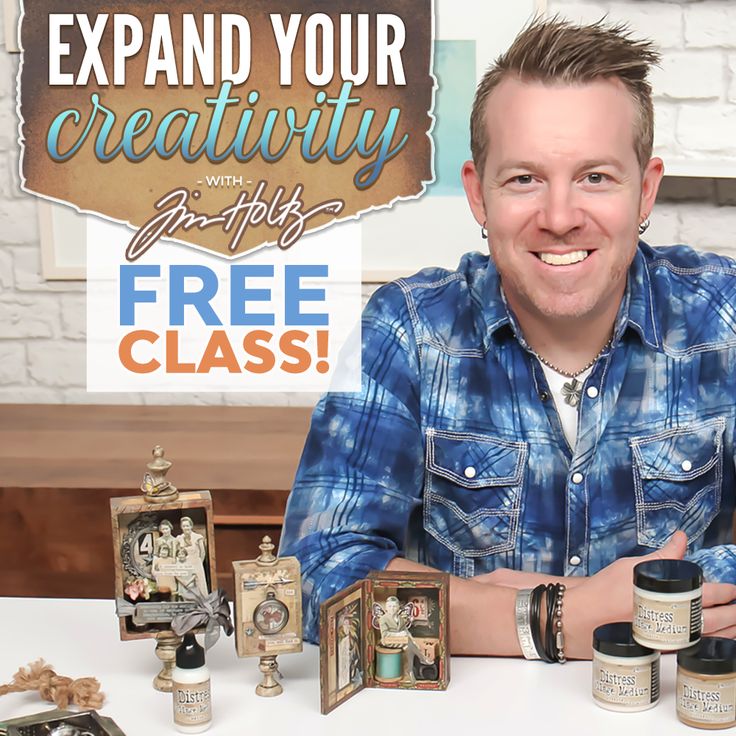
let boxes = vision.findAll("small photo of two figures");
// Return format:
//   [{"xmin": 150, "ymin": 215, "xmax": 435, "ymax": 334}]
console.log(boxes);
[{"xmin": 120, "ymin": 511, "xmax": 210, "ymax": 606}]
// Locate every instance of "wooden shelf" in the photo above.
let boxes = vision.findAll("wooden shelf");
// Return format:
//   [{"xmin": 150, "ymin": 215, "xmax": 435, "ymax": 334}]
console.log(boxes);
[{"xmin": 0, "ymin": 404, "xmax": 312, "ymax": 599}]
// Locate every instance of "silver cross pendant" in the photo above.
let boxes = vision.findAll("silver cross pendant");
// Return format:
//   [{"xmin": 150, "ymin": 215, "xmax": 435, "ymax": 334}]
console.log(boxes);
[{"xmin": 561, "ymin": 378, "xmax": 583, "ymax": 407}]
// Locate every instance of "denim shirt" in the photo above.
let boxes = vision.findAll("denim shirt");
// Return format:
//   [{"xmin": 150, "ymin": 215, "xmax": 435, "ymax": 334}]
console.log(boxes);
[{"xmin": 280, "ymin": 242, "xmax": 736, "ymax": 642}]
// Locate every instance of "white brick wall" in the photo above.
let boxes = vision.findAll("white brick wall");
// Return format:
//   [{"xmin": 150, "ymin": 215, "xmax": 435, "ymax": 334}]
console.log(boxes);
[{"xmin": 1, "ymin": 1, "xmax": 736, "ymax": 406}]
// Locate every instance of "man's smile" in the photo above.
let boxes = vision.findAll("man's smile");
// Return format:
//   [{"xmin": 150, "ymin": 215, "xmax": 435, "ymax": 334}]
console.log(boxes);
[{"xmin": 535, "ymin": 249, "xmax": 591, "ymax": 266}]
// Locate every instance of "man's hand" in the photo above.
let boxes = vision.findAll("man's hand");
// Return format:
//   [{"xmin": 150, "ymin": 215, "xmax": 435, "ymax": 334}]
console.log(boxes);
[{"xmin": 564, "ymin": 531, "xmax": 736, "ymax": 659}]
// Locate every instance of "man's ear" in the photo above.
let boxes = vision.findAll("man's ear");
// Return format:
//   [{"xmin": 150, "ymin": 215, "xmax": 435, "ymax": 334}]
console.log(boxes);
[
  {"xmin": 461, "ymin": 160, "xmax": 487, "ymax": 227},
  {"xmin": 640, "ymin": 156, "xmax": 664, "ymax": 221}
]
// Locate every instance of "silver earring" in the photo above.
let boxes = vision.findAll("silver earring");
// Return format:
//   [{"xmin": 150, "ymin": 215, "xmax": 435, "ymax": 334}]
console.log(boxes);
[
  {"xmin": 638, "ymin": 217, "xmax": 650, "ymax": 235},
  {"xmin": 481, "ymin": 221, "xmax": 488, "ymax": 239}
]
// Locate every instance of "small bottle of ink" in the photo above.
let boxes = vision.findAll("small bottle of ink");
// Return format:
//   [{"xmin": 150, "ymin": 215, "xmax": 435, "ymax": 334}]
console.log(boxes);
[
  {"xmin": 172, "ymin": 633, "xmax": 212, "ymax": 733},
  {"xmin": 632, "ymin": 559, "xmax": 702, "ymax": 650}
]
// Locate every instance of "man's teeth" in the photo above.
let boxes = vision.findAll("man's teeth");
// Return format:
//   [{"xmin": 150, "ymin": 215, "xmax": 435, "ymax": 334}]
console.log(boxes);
[{"xmin": 538, "ymin": 250, "xmax": 589, "ymax": 266}]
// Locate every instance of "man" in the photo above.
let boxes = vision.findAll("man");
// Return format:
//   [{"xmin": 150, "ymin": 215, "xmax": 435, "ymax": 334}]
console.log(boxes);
[{"xmin": 279, "ymin": 18, "xmax": 736, "ymax": 658}]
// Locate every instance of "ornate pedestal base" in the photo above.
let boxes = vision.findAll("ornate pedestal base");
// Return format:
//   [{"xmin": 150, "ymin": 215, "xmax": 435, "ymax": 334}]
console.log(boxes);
[
  {"xmin": 255, "ymin": 655, "xmax": 282, "ymax": 697},
  {"xmin": 153, "ymin": 631, "xmax": 181, "ymax": 692}
]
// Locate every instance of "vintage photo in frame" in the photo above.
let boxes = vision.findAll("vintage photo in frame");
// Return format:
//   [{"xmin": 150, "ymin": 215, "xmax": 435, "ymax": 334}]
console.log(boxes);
[
  {"xmin": 319, "ymin": 570, "xmax": 450, "ymax": 714},
  {"xmin": 110, "ymin": 489, "xmax": 217, "ymax": 641}
]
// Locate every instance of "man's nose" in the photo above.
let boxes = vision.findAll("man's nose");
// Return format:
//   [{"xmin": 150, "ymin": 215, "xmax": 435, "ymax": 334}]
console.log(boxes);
[{"xmin": 535, "ymin": 185, "xmax": 585, "ymax": 236}]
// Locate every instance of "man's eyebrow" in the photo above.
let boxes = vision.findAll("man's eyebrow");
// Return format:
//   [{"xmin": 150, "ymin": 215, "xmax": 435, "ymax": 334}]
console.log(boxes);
[
  {"xmin": 494, "ymin": 160, "xmax": 541, "ymax": 174},
  {"xmin": 576, "ymin": 158, "xmax": 627, "ymax": 172},
  {"xmin": 493, "ymin": 158, "xmax": 628, "ymax": 175}
]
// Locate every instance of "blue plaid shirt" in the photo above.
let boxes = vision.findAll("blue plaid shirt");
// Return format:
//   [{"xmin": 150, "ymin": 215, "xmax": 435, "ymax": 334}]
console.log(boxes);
[{"xmin": 280, "ymin": 243, "xmax": 736, "ymax": 642}]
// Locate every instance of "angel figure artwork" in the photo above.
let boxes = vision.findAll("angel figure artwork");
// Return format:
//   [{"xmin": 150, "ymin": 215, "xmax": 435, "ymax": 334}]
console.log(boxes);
[{"xmin": 372, "ymin": 596, "xmax": 434, "ymax": 683}]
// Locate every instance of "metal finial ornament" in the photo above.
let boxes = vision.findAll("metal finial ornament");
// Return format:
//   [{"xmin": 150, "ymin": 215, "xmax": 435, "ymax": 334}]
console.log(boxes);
[
  {"xmin": 638, "ymin": 217, "xmax": 650, "ymax": 235},
  {"xmin": 257, "ymin": 536, "xmax": 277, "ymax": 566},
  {"xmin": 481, "ymin": 221, "xmax": 488, "ymax": 239},
  {"xmin": 141, "ymin": 445, "xmax": 178, "ymax": 502}
]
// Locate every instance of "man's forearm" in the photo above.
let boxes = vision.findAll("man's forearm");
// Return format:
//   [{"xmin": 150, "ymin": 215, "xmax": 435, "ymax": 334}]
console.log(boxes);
[{"xmin": 386, "ymin": 557, "xmax": 520, "ymax": 656}]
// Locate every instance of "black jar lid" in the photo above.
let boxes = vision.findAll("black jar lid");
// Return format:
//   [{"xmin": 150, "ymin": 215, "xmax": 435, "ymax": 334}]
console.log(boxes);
[
  {"xmin": 678, "ymin": 637, "xmax": 736, "ymax": 675},
  {"xmin": 633, "ymin": 559, "xmax": 702, "ymax": 593},
  {"xmin": 594, "ymin": 622, "xmax": 657, "ymax": 658}
]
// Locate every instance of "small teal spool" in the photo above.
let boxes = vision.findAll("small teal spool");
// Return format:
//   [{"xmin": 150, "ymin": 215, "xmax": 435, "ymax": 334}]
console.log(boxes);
[{"xmin": 375, "ymin": 645, "xmax": 403, "ymax": 682}]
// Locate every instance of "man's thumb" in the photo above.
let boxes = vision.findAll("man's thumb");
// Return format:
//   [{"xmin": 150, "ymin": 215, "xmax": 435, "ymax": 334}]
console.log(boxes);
[{"xmin": 651, "ymin": 529, "xmax": 688, "ymax": 560}]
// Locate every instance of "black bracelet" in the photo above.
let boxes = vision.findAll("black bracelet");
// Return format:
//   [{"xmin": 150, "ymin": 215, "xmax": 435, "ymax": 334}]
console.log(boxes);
[
  {"xmin": 542, "ymin": 583, "xmax": 567, "ymax": 664},
  {"xmin": 529, "ymin": 584, "xmax": 554, "ymax": 663},
  {"xmin": 545, "ymin": 583, "xmax": 557, "ymax": 661}
]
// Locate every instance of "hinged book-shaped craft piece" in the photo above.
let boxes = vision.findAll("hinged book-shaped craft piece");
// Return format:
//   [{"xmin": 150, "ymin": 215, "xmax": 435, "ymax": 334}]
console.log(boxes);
[{"xmin": 319, "ymin": 571, "xmax": 450, "ymax": 714}]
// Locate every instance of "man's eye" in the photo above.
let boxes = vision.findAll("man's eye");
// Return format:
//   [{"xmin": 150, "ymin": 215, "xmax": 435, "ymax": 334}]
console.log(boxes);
[
  {"xmin": 586, "ymin": 172, "xmax": 606, "ymax": 184},
  {"xmin": 513, "ymin": 174, "xmax": 533, "ymax": 185}
]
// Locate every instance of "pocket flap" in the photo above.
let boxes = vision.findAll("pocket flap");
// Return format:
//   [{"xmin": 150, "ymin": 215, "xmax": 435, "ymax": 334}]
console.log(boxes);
[
  {"xmin": 427, "ymin": 428, "xmax": 526, "ymax": 488},
  {"xmin": 630, "ymin": 417, "xmax": 725, "ymax": 481}
]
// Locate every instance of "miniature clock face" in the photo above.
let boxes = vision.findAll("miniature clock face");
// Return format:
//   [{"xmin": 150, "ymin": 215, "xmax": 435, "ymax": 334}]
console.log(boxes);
[{"xmin": 253, "ymin": 592, "xmax": 289, "ymax": 634}]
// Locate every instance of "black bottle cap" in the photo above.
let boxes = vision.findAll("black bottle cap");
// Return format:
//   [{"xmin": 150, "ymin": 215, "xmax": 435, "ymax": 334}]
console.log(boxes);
[
  {"xmin": 633, "ymin": 559, "xmax": 702, "ymax": 593},
  {"xmin": 678, "ymin": 637, "xmax": 736, "ymax": 675},
  {"xmin": 594, "ymin": 622, "xmax": 656, "ymax": 658},
  {"xmin": 176, "ymin": 632, "xmax": 205, "ymax": 669}
]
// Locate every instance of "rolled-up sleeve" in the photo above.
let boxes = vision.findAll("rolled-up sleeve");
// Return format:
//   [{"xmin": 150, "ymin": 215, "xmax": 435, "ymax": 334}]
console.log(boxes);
[
  {"xmin": 688, "ymin": 545, "xmax": 736, "ymax": 583},
  {"xmin": 279, "ymin": 282, "xmax": 425, "ymax": 642}
]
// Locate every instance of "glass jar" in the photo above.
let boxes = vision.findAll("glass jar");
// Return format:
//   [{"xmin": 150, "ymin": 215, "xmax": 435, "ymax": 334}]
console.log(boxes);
[
  {"xmin": 677, "ymin": 637, "xmax": 736, "ymax": 729},
  {"xmin": 593, "ymin": 622, "xmax": 660, "ymax": 712},
  {"xmin": 632, "ymin": 559, "xmax": 702, "ymax": 650}
]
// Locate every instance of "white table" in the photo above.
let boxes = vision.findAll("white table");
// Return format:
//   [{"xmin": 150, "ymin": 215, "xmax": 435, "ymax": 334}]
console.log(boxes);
[{"xmin": 0, "ymin": 598, "xmax": 697, "ymax": 734}]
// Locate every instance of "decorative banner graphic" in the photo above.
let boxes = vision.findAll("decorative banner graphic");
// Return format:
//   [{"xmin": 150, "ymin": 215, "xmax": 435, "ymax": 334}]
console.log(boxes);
[
  {"xmin": 86, "ymin": 216, "xmax": 362, "ymax": 392},
  {"xmin": 18, "ymin": 1, "xmax": 434, "ymax": 259}
]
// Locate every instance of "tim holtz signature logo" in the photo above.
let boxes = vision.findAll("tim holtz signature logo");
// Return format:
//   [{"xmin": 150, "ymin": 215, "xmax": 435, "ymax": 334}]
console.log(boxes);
[{"xmin": 18, "ymin": 2, "xmax": 434, "ymax": 258}]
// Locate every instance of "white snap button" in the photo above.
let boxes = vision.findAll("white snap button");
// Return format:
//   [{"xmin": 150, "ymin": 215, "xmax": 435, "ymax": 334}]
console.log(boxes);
[
  {"xmin": 586, "ymin": 386, "xmax": 599, "ymax": 399},
  {"xmin": 572, "ymin": 472, "xmax": 584, "ymax": 484},
  {"xmin": 464, "ymin": 466, "xmax": 477, "ymax": 479},
  {"xmin": 681, "ymin": 460, "xmax": 692, "ymax": 472},
  {"xmin": 569, "ymin": 555, "xmax": 582, "ymax": 566}
]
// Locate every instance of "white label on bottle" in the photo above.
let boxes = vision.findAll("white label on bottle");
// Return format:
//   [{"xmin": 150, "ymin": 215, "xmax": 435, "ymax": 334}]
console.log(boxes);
[
  {"xmin": 592, "ymin": 659, "xmax": 658, "ymax": 707},
  {"xmin": 173, "ymin": 679, "xmax": 212, "ymax": 726},
  {"xmin": 633, "ymin": 592, "xmax": 699, "ymax": 645},
  {"xmin": 677, "ymin": 673, "xmax": 736, "ymax": 725}
]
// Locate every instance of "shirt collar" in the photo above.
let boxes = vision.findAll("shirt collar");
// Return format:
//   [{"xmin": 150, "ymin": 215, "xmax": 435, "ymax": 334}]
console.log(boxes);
[
  {"xmin": 477, "ymin": 243, "xmax": 661, "ymax": 351},
  {"xmin": 619, "ymin": 243, "xmax": 660, "ymax": 350}
]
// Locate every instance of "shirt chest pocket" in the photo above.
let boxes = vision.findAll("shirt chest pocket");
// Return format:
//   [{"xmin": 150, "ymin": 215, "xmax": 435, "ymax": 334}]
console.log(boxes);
[
  {"xmin": 423, "ymin": 428, "xmax": 528, "ymax": 556},
  {"xmin": 630, "ymin": 416, "xmax": 725, "ymax": 548}
]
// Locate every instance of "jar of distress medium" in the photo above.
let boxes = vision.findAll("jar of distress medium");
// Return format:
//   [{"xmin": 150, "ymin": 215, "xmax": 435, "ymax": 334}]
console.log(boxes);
[
  {"xmin": 593, "ymin": 622, "xmax": 660, "ymax": 712},
  {"xmin": 632, "ymin": 559, "xmax": 702, "ymax": 650},
  {"xmin": 677, "ymin": 638, "xmax": 736, "ymax": 729}
]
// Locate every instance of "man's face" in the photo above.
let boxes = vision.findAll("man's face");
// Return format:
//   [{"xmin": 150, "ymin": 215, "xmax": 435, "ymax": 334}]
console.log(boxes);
[{"xmin": 463, "ymin": 76, "xmax": 662, "ymax": 325}]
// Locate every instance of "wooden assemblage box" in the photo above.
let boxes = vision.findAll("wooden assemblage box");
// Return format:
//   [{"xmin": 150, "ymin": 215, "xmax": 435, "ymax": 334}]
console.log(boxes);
[
  {"xmin": 320, "ymin": 571, "xmax": 450, "ymax": 714},
  {"xmin": 232, "ymin": 552, "xmax": 303, "ymax": 658},
  {"xmin": 110, "ymin": 490, "xmax": 217, "ymax": 641}
]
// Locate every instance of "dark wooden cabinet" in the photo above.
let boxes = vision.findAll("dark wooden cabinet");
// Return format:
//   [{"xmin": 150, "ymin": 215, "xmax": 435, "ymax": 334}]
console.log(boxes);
[{"xmin": 0, "ymin": 404, "xmax": 312, "ymax": 600}]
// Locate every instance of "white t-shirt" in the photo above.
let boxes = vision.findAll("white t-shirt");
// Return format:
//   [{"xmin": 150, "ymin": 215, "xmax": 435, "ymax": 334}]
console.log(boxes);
[{"xmin": 539, "ymin": 364, "xmax": 593, "ymax": 449}]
